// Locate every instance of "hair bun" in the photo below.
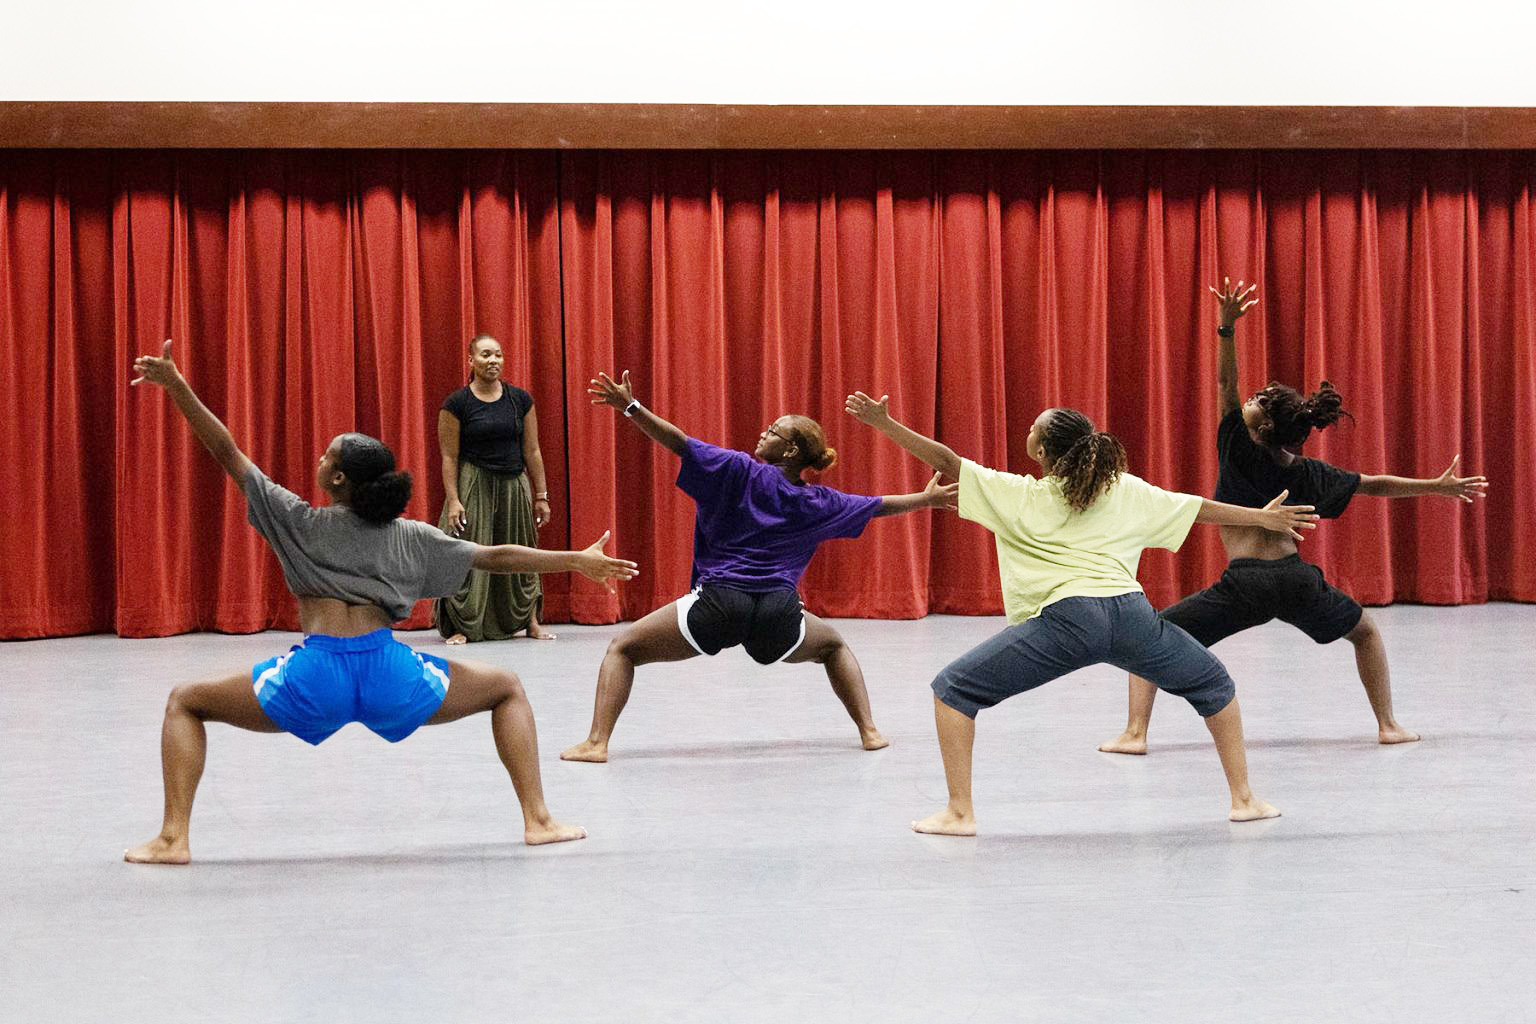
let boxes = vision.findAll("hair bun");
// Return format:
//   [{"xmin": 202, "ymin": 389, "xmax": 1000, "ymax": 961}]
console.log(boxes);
[
  {"xmin": 1305, "ymin": 380, "xmax": 1346, "ymax": 429},
  {"xmin": 814, "ymin": 447, "xmax": 838, "ymax": 472}
]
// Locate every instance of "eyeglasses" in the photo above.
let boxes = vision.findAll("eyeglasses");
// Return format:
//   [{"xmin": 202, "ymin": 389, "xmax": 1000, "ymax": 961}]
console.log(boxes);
[{"xmin": 764, "ymin": 424, "xmax": 792, "ymax": 443}]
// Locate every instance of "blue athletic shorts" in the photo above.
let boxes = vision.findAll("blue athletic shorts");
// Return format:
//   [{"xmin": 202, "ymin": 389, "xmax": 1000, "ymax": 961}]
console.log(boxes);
[{"xmin": 252, "ymin": 629, "xmax": 452, "ymax": 746}]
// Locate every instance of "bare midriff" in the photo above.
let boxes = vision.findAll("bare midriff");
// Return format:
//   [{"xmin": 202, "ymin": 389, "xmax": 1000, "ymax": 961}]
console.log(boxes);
[
  {"xmin": 1220, "ymin": 523, "xmax": 1299, "ymax": 561},
  {"xmin": 295, "ymin": 596, "xmax": 394, "ymax": 637}
]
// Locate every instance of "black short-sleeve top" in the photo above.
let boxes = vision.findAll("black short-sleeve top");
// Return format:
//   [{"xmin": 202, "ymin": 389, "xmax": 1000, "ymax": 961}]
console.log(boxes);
[
  {"xmin": 1213, "ymin": 408, "xmax": 1360, "ymax": 519},
  {"xmin": 442, "ymin": 384, "xmax": 534, "ymax": 475}
]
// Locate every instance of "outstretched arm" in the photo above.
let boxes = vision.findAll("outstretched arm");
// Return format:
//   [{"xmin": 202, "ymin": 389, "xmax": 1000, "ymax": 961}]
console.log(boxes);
[
  {"xmin": 590, "ymin": 370, "xmax": 688, "ymax": 457},
  {"xmin": 1195, "ymin": 489, "xmax": 1319, "ymax": 542},
  {"xmin": 844, "ymin": 391, "xmax": 964, "ymax": 481},
  {"xmin": 1357, "ymin": 456, "xmax": 1488, "ymax": 502},
  {"xmin": 471, "ymin": 530, "xmax": 639, "ymax": 592},
  {"xmin": 130, "ymin": 340, "xmax": 254, "ymax": 484},
  {"xmin": 873, "ymin": 472, "xmax": 960, "ymax": 518},
  {"xmin": 1211, "ymin": 277, "xmax": 1258, "ymax": 419}
]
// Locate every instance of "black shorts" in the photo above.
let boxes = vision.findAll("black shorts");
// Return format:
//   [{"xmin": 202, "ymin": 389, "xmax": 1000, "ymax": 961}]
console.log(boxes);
[
  {"xmin": 1160, "ymin": 554, "xmax": 1364, "ymax": 647},
  {"xmin": 676, "ymin": 585, "xmax": 807, "ymax": 665}
]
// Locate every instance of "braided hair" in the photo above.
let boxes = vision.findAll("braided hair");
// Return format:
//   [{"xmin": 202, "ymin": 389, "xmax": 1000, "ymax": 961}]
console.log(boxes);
[
  {"xmin": 1252, "ymin": 380, "xmax": 1350, "ymax": 448},
  {"xmin": 1040, "ymin": 409, "xmax": 1128, "ymax": 512},
  {"xmin": 336, "ymin": 433, "xmax": 413, "ymax": 524}
]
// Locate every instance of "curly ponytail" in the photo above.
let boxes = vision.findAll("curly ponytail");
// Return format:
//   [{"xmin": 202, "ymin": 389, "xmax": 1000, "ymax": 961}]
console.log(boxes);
[
  {"xmin": 1254, "ymin": 381, "xmax": 1352, "ymax": 448},
  {"xmin": 337, "ymin": 433, "xmax": 413, "ymax": 524},
  {"xmin": 1302, "ymin": 381, "xmax": 1346, "ymax": 431},
  {"xmin": 1040, "ymin": 409, "xmax": 1127, "ymax": 512},
  {"xmin": 783, "ymin": 414, "xmax": 838, "ymax": 474}
]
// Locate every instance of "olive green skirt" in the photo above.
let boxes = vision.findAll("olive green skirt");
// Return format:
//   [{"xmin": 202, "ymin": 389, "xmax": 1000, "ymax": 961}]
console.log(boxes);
[{"xmin": 435, "ymin": 461, "xmax": 543, "ymax": 640}]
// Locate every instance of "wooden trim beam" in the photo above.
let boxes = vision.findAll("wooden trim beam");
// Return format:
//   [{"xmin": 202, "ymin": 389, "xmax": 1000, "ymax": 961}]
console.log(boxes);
[{"xmin": 3, "ymin": 102, "xmax": 1534, "ymax": 149}]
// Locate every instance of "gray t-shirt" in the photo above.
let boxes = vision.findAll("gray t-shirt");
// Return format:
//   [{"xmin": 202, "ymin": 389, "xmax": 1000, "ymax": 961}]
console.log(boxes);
[{"xmin": 243, "ymin": 467, "xmax": 478, "ymax": 622}]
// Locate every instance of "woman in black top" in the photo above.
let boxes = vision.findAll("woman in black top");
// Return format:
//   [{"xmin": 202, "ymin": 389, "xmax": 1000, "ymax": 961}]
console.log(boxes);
[
  {"xmin": 1100, "ymin": 280, "xmax": 1487, "ymax": 754},
  {"xmin": 437, "ymin": 334, "xmax": 555, "ymax": 643}
]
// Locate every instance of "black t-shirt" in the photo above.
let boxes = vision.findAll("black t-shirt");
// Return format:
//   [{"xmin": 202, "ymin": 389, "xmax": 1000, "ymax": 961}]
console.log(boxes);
[
  {"xmin": 442, "ymin": 385, "xmax": 534, "ymax": 475},
  {"xmin": 1212, "ymin": 408, "xmax": 1359, "ymax": 519}
]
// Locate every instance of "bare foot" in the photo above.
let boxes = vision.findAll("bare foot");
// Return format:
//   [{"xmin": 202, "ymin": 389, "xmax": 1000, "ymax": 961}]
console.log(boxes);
[
  {"xmin": 524, "ymin": 821, "xmax": 588, "ymax": 846},
  {"xmin": 444, "ymin": 633, "xmax": 468, "ymax": 646},
  {"xmin": 124, "ymin": 836, "xmax": 190, "ymax": 865},
  {"xmin": 861, "ymin": 729, "xmax": 890, "ymax": 751},
  {"xmin": 525, "ymin": 624, "xmax": 557, "ymax": 641},
  {"xmin": 911, "ymin": 808, "xmax": 977, "ymax": 836},
  {"xmin": 560, "ymin": 740, "xmax": 609, "ymax": 763},
  {"xmin": 1379, "ymin": 725, "xmax": 1421, "ymax": 745},
  {"xmin": 1229, "ymin": 799, "xmax": 1282, "ymax": 822},
  {"xmin": 1098, "ymin": 731, "xmax": 1148, "ymax": 755}
]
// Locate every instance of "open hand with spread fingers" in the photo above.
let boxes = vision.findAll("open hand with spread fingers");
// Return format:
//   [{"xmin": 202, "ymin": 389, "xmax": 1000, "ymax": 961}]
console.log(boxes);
[
  {"xmin": 1258, "ymin": 489, "xmax": 1320, "ymax": 542},
  {"xmin": 1210, "ymin": 277, "xmax": 1259, "ymax": 327},
  {"xmin": 589, "ymin": 370, "xmax": 636, "ymax": 411},
  {"xmin": 575, "ymin": 530, "xmax": 640, "ymax": 591},
  {"xmin": 844, "ymin": 390, "xmax": 892, "ymax": 427},
  {"xmin": 130, "ymin": 339, "xmax": 182, "ymax": 390},
  {"xmin": 924, "ymin": 472, "xmax": 959, "ymax": 511},
  {"xmin": 1431, "ymin": 455, "xmax": 1489, "ymax": 503}
]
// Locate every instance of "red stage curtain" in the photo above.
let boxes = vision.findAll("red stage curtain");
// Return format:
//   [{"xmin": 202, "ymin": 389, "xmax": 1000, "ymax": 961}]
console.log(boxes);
[{"xmin": 2, "ymin": 150, "xmax": 1532, "ymax": 639}]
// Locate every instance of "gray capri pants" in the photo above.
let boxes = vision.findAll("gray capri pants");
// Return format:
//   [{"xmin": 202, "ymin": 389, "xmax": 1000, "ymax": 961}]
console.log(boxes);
[{"xmin": 933, "ymin": 593, "xmax": 1236, "ymax": 719}]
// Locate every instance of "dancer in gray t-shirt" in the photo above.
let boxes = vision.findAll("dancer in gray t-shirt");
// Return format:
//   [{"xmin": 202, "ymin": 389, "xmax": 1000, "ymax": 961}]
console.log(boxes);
[{"xmin": 123, "ymin": 341, "xmax": 638, "ymax": 865}]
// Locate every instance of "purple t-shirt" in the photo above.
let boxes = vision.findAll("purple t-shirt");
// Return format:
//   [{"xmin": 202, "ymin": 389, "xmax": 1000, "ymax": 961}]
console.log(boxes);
[{"xmin": 676, "ymin": 439, "xmax": 883, "ymax": 592}]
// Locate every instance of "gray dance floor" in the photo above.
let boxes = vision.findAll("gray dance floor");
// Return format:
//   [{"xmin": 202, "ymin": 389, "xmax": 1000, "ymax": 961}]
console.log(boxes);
[{"xmin": 3, "ymin": 605, "xmax": 1533, "ymax": 1023}]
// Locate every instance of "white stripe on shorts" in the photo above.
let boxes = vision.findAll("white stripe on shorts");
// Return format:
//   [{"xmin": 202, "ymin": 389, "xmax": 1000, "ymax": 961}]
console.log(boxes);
[
  {"xmin": 252, "ymin": 652, "xmax": 294, "ymax": 698},
  {"xmin": 675, "ymin": 590, "xmax": 707, "ymax": 656},
  {"xmin": 772, "ymin": 612, "xmax": 808, "ymax": 664}
]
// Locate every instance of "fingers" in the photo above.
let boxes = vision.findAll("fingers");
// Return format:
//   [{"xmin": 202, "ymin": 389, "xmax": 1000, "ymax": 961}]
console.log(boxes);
[
  {"xmin": 879, "ymin": 394, "xmax": 889, "ymax": 406},
  {"xmin": 593, "ymin": 529, "xmax": 611, "ymax": 550},
  {"xmin": 161, "ymin": 338, "xmax": 173, "ymax": 357},
  {"xmin": 129, "ymin": 375, "xmax": 145, "ymax": 386}
]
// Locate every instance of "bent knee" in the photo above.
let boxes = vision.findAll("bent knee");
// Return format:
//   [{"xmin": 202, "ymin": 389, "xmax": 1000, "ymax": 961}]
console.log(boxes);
[
  {"xmin": 1347, "ymin": 612, "xmax": 1379, "ymax": 645},
  {"xmin": 788, "ymin": 637, "xmax": 840, "ymax": 666},
  {"xmin": 606, "ymin": 633, "xmax": 645, "ymax": 664},
  {"xmin": 166, "ymin": 684, "xmax": 209, "ymax": 719},
  {"xmin": 494, "ymin": 670, "xmax": 527, "ymax": 703}
]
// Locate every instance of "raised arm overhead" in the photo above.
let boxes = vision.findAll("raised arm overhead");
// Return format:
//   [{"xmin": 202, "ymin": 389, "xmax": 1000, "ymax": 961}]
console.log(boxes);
[
  {"xmin": 843, "ymin": 391, "xmax": 964, "ymax": 481},
  {"xmin": 131, "ymin": 340, "xmax": 255, "ymax": 484},
  {"xmin": 590, "ymin": 370, "xmax": 688, "ymax": 457},
  {"xmin": 1211, "ymin": 277, "xmax": 1258, "ymax": 420}
]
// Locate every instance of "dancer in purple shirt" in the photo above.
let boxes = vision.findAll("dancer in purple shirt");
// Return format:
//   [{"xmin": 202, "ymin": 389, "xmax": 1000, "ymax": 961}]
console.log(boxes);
[{"xmin": 561, "ymin": 370, "xmax": 957, "ymax": 763}]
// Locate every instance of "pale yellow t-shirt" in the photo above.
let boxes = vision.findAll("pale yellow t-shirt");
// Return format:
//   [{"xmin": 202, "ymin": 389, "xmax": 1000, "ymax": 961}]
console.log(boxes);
[{"xmin": 958, "ymin": 459, "xmax": 1203, "ymax": 624}]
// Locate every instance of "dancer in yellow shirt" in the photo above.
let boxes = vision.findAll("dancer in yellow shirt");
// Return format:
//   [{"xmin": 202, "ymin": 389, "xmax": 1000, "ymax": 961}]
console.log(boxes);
[{"xmin": 846, "ymin": 393, "xmax": 1316, "ymax": 836}]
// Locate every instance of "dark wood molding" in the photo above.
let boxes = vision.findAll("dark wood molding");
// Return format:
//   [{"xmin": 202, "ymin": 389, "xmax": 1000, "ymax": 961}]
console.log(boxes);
[{"xmin": 3, "ymin": 102, "xmax": 1534, "ymax": 149}]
